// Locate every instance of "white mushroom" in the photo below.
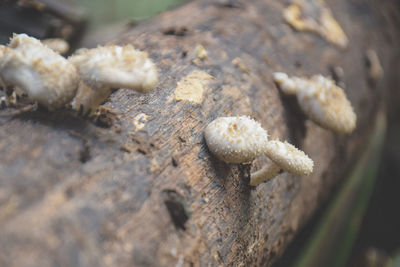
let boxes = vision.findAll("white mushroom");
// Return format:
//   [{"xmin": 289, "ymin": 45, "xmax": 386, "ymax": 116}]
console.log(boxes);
[
  {"xmin": 70, "ymin": 81, "xmax": 110, "ymax": 116},
  {"xmin": 264, "ymin": 140, "xmax": 313, "ymax": 175},
  {"xmin": 0, "ymin": 33, "xmax": 79, "ymax": 110},
  {"xmin": 68, "ymin": 44, "xmax": 158, "ymax": 114},
  {"xmin": 273, "ymin": 72, "xmax": 357, "ymax": 134},
  {"xmin": 248, "ymin": 140, "xmax": 313, "ymax": 186},
  {"xmin": 204, "ymin": 116, "xmax": 314, "ymax": 186},
  {"xmin": 204, "ymin": 116, "xmax": 269, "ymax": 163},
  {"xmin": 42, "ymin": 38, "xmax": 70, "ymax": 55},
  {"xmin": 0, "ymin": 46, "xmax": 10, "ymax": 59},
  {"xmin": 249, "ymin": 163, "xmax": 281, "ymax": 187}
]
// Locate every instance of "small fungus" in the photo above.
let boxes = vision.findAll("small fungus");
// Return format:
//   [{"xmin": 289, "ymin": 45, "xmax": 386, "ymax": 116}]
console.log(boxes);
[
  {"xmin": 205, "ymin": 116, "xmax": 314, "ymax": 186},
  {"xmin": 69, "ymin": 45, "xmax": 158, "ymax": 114},
  {"xmin": 174, "ymin": 70, "xmax": 214, "ymax": 104},
  {"xmin": 0, "ymin": 33, "xmax": 79, "ymax": 110},
  {"xmin": 365, "ymin": 49, "xmax": 383, "ymax": 82},
  {"xmin": 42, "ymin": 38, "xmax": 70, "ymax": 55},
  {"xmin": 283, "ymin": 0, "xmax": 348, "ymax": 48},
  {"xmin": 133, "ymin": 113, "xmax": 149, "ymax": 131},
  {"xmin": 232, "ymin": 57, "xmax": 250, "ymax": 74},
  {"xmin": 194, "ymin": 44, "xmax": 208, "ymax": 60},
  {"xmin": 273, "ymin": 72, "xmax": 356, "ymax": 134}
]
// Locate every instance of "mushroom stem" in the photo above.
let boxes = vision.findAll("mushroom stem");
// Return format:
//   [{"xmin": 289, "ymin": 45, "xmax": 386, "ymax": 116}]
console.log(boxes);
[
  {"xmin": 249, "ymin": 163, "xmax": 281, "ymax": 187},
  {"xmin": 272, "ymin": 72, "xmax": 300, "ymax": 95},
  {"xmin": 71, "ymin": 81, "xmax": 111, "ymax": 116}
]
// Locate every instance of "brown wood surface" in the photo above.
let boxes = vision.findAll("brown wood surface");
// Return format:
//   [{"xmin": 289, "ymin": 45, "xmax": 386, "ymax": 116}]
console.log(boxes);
[{"xmin": 0, "ymin": 0, "xmax": 399, "ymax": 266}]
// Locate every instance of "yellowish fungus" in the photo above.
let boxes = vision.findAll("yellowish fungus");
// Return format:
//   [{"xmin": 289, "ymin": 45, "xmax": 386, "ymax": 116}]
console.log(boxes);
[
  {"xmin": 42, "ymin": 38, "xmax": 70, "ymax": 55},
  {"xmin": 174, "ymin": 70, "xmax": 214, "ymax": 104},
  {"xmin": 283, "ymin": 0, "xmax": 348, "ymax": 48},
  {"xmin": 232, "ymin": 57, "xmax": 250, "ymax": 74},
  {"xmin": 366, "ymin": 49, "xmax": 383, "ymax": 82},
  {"xmin": 194, "ymin": 44, "xmax": 208, "ymax": 60},
  {"xmin": 133, "ymin": 113, "xmax": 149, "ymax": 131},
  {"xmin": 273, "ymin": 72, "xmax": 356, "ymax": 134}
]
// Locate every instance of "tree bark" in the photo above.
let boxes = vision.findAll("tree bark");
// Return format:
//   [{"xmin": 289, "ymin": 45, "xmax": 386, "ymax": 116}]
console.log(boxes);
[{"xmin": 0, "ymin": 0, "xmax": 399, "ymax": 266}]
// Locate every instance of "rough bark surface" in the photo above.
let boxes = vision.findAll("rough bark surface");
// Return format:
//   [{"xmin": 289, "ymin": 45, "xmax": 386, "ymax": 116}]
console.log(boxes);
[{"xmin": 0, "ymin": 0, "xmax": 399, "ymax": 266}]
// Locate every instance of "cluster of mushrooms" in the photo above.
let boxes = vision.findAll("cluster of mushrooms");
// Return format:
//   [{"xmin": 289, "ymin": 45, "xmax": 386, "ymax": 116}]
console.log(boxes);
[
  {"xmin": 204, "ymin": 73, "xmax": 356, "ymax": 186},
  {"xmin": 0, "ymin": 33, "xmax": 357, "ymax": 188},
  {"xmin": 0, "ymin": 33, "xmax": 158, "ymax": 115}
]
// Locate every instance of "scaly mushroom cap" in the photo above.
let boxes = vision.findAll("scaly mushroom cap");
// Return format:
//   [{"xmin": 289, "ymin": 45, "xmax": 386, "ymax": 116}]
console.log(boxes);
[
  {"xmin": 69, "ymin": 45, "xmax": 158, "ymax": 93},
  {"xmin": 265, "ymin": 140, "xmax": 313, "ymax": 175},
  {"xmin": 205, "ymin": 116, "xmax": 269, "ymax": 163},
  {"xmin": 0, "ymin": 34, "xmax": 79, "ymax": 109},
  {"xmin": 273, "ymin": 73, "xmax": 356, "ymax": 134},
  {"xmin": 297, "ymin": 75, "xmax": 356, "ymax": 134}
]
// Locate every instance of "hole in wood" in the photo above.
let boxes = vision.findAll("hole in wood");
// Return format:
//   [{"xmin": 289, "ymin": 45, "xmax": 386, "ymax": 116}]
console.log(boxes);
[
  {"xmin": 79, "ymin": 142, "xmax": 91, "ymax": 163},
  {"xmin": 162, "ymin": 26, "xmax": 188, "ymax": 36},
  {"xmin": 162, "ymin": 189, "xmax": 189, "ymax": 231}
]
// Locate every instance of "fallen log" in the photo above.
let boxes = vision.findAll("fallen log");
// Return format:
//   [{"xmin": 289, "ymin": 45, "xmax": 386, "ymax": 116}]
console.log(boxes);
[{"xmin": 0, "ymin": 0, "xmax": 399, "ymax": 266}]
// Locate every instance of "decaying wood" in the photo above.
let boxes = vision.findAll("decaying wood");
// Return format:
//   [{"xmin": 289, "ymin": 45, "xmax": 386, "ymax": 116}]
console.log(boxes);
[{"xmin": 0, "ymin": 0, "xmax": 399, "ymax": 266}]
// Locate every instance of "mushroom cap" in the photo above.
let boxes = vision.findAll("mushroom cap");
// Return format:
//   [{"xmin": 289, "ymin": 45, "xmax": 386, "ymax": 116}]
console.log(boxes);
[
  {"xmin": 0, "ymin": 34, "xmax": 79, "ymax": 109},
  {"xmin": 296, "ymin": 75, "xmax": 356, "ymax": 134},
  {"xmin": 42, "ymin": 38, "xmax": 69, "ymax": 55},
  {"xmin": 204, "ymin": 116, "xmax": 269, "ymax": 163},
  {"xmin": 273, "ymin": 72, "xmax": 356, "ymax": 134},
  {"xmin": 273, "ymin": 72, "xmax": 305, "ymax": 95},
  {"xmin": 69, "ymin": 45, "xmax": 158, "ymax": 92},
  {"xmin": 265, "ymin": 140, "xmax": 313, "ymax": 175}
]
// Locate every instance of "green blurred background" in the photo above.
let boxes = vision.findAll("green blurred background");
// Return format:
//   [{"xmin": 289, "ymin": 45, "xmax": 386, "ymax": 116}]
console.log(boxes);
[{"xmin": 76, "ymin": 0, "xmax": 185, "ymax": 30}]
